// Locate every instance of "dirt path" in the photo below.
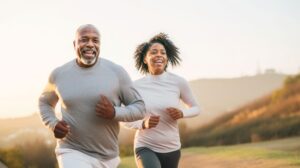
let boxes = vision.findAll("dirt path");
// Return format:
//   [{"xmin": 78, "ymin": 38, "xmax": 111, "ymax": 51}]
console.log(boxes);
[
  {"xmin": 0, "ymin": 161, "xmax": 7, "ymax": 168},
  {"xmin": 179, "ymin": 153, "xmax": 299, "ymax": 168}
]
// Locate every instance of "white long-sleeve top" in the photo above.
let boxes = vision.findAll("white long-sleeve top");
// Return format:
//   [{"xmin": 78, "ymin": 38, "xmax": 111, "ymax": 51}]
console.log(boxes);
[
  {"xmin": 39, "ymin": 58, "xmax": 145, "ymax": 160},
  {"xmin": 124, "ymin": 72, "xmax": 200, "ymax": 153}
]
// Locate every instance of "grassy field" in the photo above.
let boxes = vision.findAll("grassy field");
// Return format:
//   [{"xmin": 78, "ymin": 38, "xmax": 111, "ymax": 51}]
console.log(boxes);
[{"xmin": 118, "ymin": 136, "xmax": 300, "ymax": 168}]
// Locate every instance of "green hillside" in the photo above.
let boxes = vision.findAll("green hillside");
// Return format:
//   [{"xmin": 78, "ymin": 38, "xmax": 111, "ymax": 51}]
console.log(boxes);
[
  {"xmin": 120, "ymin": 136, "xmax": 300, "ymax": 168},
  {"xmin": 187, "ymin": 74, "xmax": 300, "ymax": 146}
]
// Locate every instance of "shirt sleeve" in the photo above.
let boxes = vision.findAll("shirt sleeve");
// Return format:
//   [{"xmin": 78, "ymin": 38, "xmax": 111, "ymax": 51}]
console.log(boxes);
[
  {"xmin": 121, "ymin": 120, "xmax": 144, "ymax": 130},
  {"xmin": 114, "ymin": 67, "xmax": 146, "ymax": 122},
  {"xmin": 38, "ymin": 70, "xmax": 59, "ymax": 131},
  {"xmin": 179, "ymin": 77, "xmax": 201, "ymax": 118}
]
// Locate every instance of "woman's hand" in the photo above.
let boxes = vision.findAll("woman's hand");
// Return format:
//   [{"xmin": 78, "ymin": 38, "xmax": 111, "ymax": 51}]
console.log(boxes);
[
  {"xmin": 142, "ymin": 116, "xmax": 160, "ymax": 129},
  {"xmin": 166, "ymin": 107, "xmax": 183, "ymax": 120}
]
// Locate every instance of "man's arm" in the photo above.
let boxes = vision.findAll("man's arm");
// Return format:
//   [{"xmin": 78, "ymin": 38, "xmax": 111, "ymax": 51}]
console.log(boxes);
[
  {"xmin": 38, "ymin": 71, "xmax": 60, "ymax": 131},
  {"xmin": 39, "ymin": 71, "xmax": 70, "ymax": 139},
  {"xmin": 114, "ymin": 67, "xmax": 146, "ymax": 122}
]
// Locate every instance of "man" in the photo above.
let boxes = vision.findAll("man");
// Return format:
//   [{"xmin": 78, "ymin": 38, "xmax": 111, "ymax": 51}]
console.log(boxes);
[{"xmin": 39, "ymin": 24, "xmax": 145, "ymax": 168}]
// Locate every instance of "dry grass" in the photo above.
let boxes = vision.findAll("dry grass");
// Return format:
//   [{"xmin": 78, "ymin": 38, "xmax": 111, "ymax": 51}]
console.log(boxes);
[{"xmin": 119, "ymin": 137, "xmax": 300, "ymax": 168}]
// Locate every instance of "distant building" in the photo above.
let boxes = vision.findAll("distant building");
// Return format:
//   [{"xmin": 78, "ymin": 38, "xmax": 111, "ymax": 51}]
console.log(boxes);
[
  {"xmin": 256, "ymin": 61, "xmax": 262, "ymax": 75},
  {"xmin": 264, "ymin": 68, "xmax": 276, "ymax": 74}
]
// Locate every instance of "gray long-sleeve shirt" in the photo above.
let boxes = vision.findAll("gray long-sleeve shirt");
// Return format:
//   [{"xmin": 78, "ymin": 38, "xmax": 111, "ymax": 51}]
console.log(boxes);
[
  {"xmin": 39, "ymin": 58, "xmax": 145, "ymax": 160},
  {"xmin": 123, "ymin": 72, "xmax": 200, "ymax": 152}
]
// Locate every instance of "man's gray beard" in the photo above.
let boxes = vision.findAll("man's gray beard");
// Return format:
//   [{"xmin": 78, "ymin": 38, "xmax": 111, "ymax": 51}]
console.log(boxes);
[{"xmin": 80, "ymin": 55, "xmax": 97, "ymax": 66}]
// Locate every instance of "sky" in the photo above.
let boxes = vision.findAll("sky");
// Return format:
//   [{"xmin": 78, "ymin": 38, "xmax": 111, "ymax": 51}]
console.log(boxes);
[{"xmin": 0, "ymin": 0, "xmax": 299, "ymax": 118}]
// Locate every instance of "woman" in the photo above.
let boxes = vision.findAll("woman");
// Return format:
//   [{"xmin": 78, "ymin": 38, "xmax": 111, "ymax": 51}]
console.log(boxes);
[{"xmin": 124, "ymin": 33, "xmax": 200, "ymax": 168}]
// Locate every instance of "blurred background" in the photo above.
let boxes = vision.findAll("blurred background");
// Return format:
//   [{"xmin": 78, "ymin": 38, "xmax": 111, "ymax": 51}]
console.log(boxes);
[{"xmin": 0, "ymin": 0, "xmax": 300, "ymax": 167}]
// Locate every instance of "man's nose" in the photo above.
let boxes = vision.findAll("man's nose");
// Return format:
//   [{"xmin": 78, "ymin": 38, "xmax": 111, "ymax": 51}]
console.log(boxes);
[{"xmin": 87, "ymin": 39, "xmax": 94, "ymax": 47}]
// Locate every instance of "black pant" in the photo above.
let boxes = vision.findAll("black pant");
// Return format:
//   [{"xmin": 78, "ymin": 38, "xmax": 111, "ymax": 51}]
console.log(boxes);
[{"xmin": 135, "ymin": 147, "xmax": 181, "ymax": 168}]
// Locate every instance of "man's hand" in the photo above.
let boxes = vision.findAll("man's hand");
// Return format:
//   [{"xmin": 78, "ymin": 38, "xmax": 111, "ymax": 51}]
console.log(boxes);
[
  {"xmin": 142, "ymin": 116, "xmax": 160, "ymax": 129},
  {"xmin": 166, "ymin": 107, "xmax": 183, "ymax": 120},
  {"xmin": 54, "ymin": 120, "xmax": 70, "ymax": 139},
  {"xmin": 96, "ymin": 95, "xmax": 115, "ymax": 119}
]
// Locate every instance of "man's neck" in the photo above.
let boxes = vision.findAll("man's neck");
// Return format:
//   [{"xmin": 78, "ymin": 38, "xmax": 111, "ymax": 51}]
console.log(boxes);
[{"xmin": 76, "ymin": 58, "xmax": 98, "ymax": 68}]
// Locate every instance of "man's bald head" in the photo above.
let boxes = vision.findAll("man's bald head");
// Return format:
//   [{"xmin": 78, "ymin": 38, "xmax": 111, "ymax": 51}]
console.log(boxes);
[{"xmin": 75, "ymin": 24, "xmax": 100, "ymax": 39}]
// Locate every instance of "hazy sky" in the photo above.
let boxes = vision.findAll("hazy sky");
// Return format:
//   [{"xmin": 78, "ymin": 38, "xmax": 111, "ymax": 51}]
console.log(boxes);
[{"xmin": 0, "ymin": 0, "xmax": 299, "ymax": 118}]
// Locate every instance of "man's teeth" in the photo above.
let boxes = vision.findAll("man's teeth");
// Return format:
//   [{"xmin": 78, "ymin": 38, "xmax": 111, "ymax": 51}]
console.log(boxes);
[{"xmin": 85, "ymin": 51, "xmax": 94, "ymax": 54}]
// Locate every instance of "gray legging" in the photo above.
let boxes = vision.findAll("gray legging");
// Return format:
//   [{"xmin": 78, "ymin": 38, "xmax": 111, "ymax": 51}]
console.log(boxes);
[{"xmin": 135, "ymin": 147, "xmax": 181, "ymax": 168}]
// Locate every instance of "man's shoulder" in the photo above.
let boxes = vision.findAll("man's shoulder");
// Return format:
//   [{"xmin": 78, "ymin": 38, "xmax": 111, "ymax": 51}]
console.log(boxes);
[
  {"xmin": 51, "ymin": 59, "xmax": 75, "ymax": 77},
  {"xmin": 101, "ymin": 58, "xmax": 125, "ymax": 74},
  {"xmin": 101, "ymin": 58, "xmax": 122, "ymax": 68},
  {"xmin": 59, "ymin": 59, "xmax": 75, "ymax": 68}
]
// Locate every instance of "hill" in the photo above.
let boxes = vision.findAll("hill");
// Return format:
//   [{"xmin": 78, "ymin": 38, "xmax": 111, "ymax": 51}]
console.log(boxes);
[
  {"xmin": 187, "ymin": 73, "xmax": 300, "ymax": 146},
  {"xmin": 188, "ymin": 72, "xmax": 286, "ymax": 128},
  {"xmin": 0, "ymin": 113, "xmax": 134, "ymax": 150},
  {"xmin": 0, "ymin": 73, "xmax": 287, "ymax": 147},
  {"xmin": 120, "ymin": 136, "xmax": 300, "ymax": 168},
  {"xmin": 0, "ymin": 114, "xmax": 53, "ymax": 148}
]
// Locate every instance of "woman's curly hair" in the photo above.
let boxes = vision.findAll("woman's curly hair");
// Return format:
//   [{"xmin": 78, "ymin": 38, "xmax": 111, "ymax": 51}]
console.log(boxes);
[{"xmin": 134, "ymin": 33, "xmax": 181, "ymax": 74}]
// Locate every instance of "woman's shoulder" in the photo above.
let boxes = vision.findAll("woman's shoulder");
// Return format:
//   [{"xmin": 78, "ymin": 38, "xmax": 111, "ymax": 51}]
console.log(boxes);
[
  {"xmin": 166, "ymin": 72, "xmax": 187, "ymax": 83},
  {"xmin": 133, "ymin": 76, "xmax": 148, "ymax": 85}
]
